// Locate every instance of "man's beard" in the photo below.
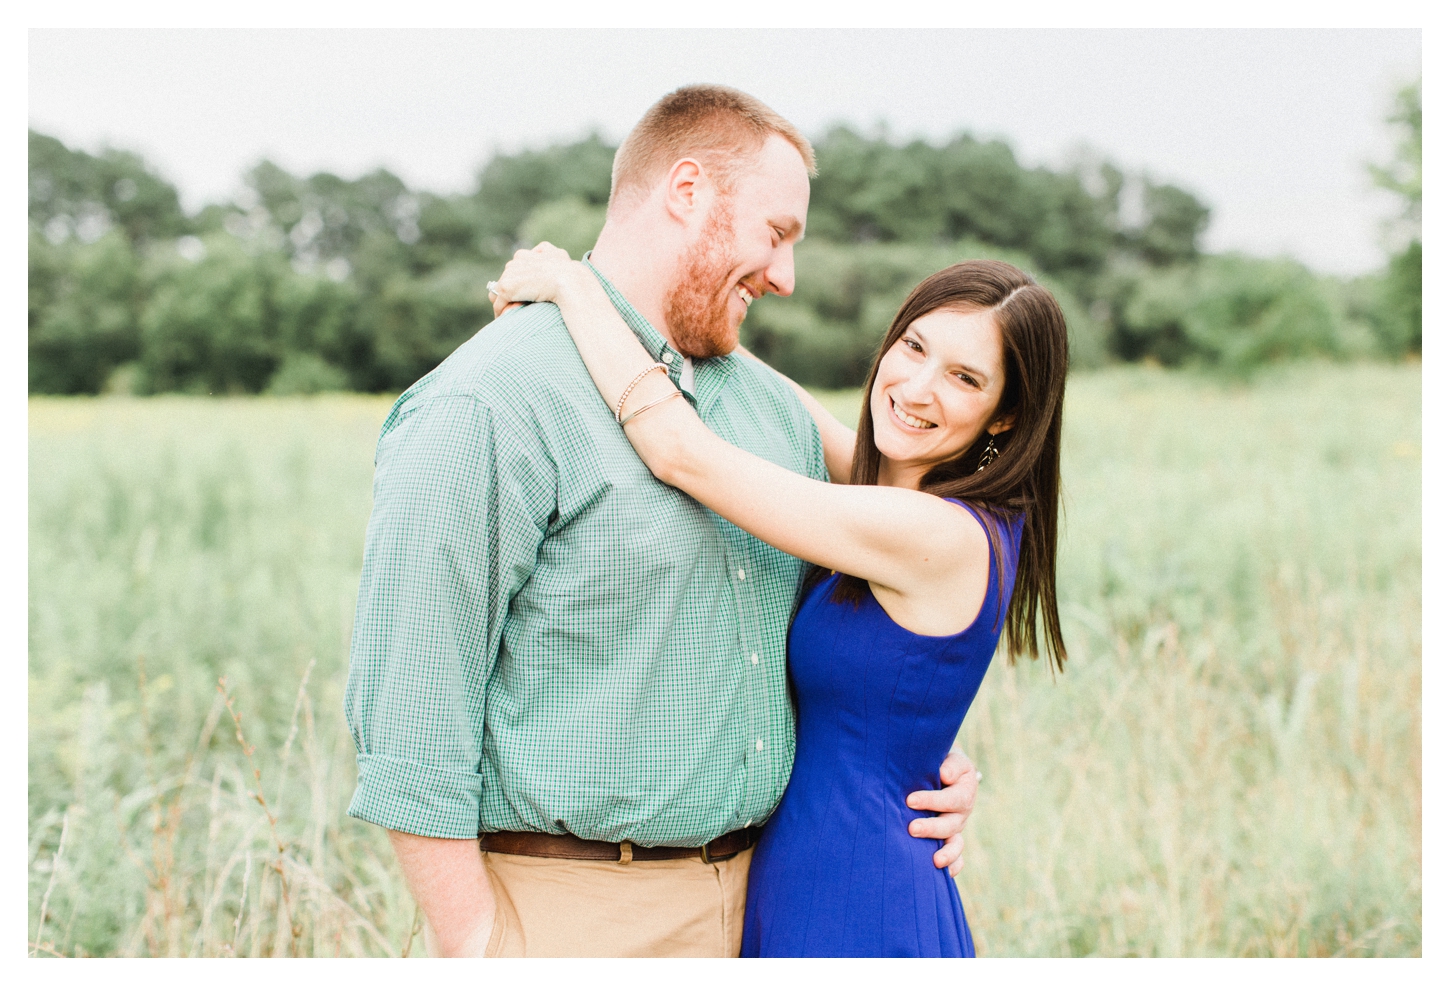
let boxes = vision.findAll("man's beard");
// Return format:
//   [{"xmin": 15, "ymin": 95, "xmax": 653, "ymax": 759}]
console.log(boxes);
[{"xmin": 663, "ymin": 202, "xmax": 740, "ymax": 359}]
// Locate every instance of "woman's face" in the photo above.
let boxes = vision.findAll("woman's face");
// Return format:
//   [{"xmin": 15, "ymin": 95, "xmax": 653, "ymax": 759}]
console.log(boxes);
[{"xmin": 869, "ymin": 306, "xmax": 1013, "ymax": 489}]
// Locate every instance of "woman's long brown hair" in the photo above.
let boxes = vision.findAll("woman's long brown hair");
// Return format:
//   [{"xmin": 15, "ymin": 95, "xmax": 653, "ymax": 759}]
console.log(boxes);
[{"xmin": 814, "ymin": 259, "xmax": 1069, "ymax": 672}]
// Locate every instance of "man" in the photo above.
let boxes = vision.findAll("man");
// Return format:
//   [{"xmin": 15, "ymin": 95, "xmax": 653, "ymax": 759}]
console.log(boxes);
[{"xmin": 345, "ymin": 85, "xmax": 980, "ymax": 958}]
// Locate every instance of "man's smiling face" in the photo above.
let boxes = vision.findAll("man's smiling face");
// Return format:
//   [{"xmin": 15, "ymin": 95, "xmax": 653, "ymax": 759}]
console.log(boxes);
[{"xmin": 662, "ymin": 135, "xmax": 810, "ymax": 359}]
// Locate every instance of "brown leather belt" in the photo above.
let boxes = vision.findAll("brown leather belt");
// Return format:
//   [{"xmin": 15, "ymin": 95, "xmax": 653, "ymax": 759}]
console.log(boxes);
[{"xmin": 479, "ymin": 827, "xmax": 761, "ymax": 864}]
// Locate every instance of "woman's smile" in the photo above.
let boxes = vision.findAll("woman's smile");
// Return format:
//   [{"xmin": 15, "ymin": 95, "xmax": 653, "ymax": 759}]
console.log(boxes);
[{"xmin": 888, "ymin": 397, "xmax": 937, "ymax": 430}]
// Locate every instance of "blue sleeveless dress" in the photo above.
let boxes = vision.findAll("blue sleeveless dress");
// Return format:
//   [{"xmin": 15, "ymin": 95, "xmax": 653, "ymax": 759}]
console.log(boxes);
[{"xmin": 741, "ymin": 500, "xmax": 1023, "ymax": 958}]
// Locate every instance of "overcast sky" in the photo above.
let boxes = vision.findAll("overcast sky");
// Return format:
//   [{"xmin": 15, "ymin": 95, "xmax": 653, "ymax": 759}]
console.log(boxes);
[{"xmin": 29, "ymin": 28, "xmax": 1421, "ymax": 276}]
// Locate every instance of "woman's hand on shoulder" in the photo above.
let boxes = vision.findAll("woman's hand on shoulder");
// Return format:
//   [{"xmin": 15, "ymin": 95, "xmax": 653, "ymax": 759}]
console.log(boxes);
[{"xmin": 489, "ymin": 242, "xmax": 588, "ymax": 319}]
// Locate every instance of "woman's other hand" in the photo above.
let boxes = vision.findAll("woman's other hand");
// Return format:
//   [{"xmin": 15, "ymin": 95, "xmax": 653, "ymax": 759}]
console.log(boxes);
[{"xmin": 489, "ymin": 242, "xmax": 581, "ymax": 319}]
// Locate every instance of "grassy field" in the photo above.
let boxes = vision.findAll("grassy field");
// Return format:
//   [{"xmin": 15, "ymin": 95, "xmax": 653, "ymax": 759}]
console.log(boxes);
[{"xmin": 28, "ymin": 363, "xmax": 1421, "ymax": 957}]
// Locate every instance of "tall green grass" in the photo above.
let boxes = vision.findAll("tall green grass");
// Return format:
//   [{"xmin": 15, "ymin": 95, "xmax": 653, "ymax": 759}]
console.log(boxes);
[{"xmin": 28, "ymin": 363, "xmax": 1420, "ymax": 956}]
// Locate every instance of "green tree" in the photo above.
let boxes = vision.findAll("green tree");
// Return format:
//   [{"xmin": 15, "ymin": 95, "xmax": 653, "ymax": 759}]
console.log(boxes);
[
  {"xmin": 234, "ymin": 161, "xmax": 417, "ymax": 271},
  {"xmin": 371, "ymin": 261, "xmax": 498, "ymax": 390},
  {"xmin": 139, "ymin": 237, "xmax": 287, "ymax": 393},
  {"xmin": 807, "ymin": 127, "xmax": 1148, "ymax": 283},
  {"xmin": 272, "ymin": 271, "xmax": 366, "ymax": 390},
  {"xmin": 1112, "ymin": 254, "xmax": 1341, "ymax": 373},
  {"xmin": 1369, "ymin": 82, "xmax": 1422, "ymax": 224},
  {"xmin": 472, "ymin": 133, "xmax": 615, "ymax": 251},
  {"xmin": 1369, "ymin": 80, "xmax": 1421, "ymax": 354},
  {"xmin": 28, "ymin": 122, "xmax": 1376, "ymax": 394},
  {"xmin": 28, "ymin": 230, "xmax": 146, "ymax": 393},
  {"xmin": 29, "ymin": 130, "xmax": 188, "ymax": 246},
  {"xmin": 518, "ymin": 197, "xmax": 608, "ymax": 258},
  {"xmin": 414, "ymin": 194, "xmax": 487, "ymax": 270},
  {"xmin": 1133, "ymin": 181, "xmax": 1212, "ymax": 267}
]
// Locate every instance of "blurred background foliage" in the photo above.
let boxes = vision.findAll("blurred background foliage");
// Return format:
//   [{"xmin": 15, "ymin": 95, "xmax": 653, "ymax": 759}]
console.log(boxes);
[{"xmin": 29, "ymin": 81, "xmax": 1419, "ymax": 395}]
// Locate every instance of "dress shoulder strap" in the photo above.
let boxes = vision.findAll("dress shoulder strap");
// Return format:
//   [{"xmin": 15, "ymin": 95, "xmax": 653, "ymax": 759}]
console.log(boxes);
[
  {"xmin": 940, "ymin": 496, "xmax": 989, "ymax": 540},
  {"xmin": 939, "ymin": 497, "xmax": 1024, "ymax": 631}
]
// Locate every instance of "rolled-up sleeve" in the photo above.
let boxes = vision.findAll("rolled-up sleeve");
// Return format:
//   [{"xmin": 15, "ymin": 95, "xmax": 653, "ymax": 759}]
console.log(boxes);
[{"xmin": 344, "ymin": 392, "xmax": 552, "ymax": 838}]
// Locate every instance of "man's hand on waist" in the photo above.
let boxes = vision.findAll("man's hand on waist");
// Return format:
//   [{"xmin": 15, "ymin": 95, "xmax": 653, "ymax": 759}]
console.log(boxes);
[{"xmin": 904, "ymin": 747, "xmax": 980, "ymax": 878}]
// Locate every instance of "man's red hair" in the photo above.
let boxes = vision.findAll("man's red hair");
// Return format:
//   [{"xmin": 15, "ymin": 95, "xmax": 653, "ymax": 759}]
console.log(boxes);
[{"xmin": 610, "ymin": 84, "xmax": 817, "ymax": 210}]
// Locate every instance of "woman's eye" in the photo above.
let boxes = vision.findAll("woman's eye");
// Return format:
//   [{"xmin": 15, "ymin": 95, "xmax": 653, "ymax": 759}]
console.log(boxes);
[
  {"xmin": 956, "ymin": 373, "xmax": 978, "ymax": 387},
  {"xmin": 903, "ymin": 338, "xmax": 923, "ymax": 353}
]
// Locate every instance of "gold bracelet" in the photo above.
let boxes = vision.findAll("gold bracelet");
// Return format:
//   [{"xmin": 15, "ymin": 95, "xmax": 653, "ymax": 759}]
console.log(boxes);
[
  {"xmin": 614, "ymin": 363, "xmax": 670, "ymax": 423},
  {"xmin": 619, "ymin": 390, "xmax": 684, "ymax": 427}
]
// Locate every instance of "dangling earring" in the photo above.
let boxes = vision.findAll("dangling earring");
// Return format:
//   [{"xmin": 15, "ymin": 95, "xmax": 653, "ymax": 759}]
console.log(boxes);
[{"xmin": 976, "ymin": 434, "xmax": 1000, "ymax": 473}]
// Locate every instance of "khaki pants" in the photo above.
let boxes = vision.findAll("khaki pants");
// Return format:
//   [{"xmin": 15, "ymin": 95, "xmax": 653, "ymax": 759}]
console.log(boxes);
[{"xmin": 480, "ymin": 846, "xmax": 753, "ymax": 957}]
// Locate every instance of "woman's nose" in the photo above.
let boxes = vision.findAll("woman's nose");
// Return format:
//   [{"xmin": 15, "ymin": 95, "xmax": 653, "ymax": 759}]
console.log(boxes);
[{"xmin": 899, "ymin": 364, "xmax": 935, "ymax": 404}]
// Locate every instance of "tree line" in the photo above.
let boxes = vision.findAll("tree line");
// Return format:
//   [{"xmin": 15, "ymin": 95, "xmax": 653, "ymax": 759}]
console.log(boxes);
[{"xmin": 28, "ymin": 84, "xmax": 1419, "ymax": 395}]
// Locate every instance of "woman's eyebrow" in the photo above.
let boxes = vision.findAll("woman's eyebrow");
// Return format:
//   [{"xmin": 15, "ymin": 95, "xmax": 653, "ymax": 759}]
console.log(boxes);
[{"xmin": 950, "ymin": 360, "xmax": 989, "ymax": 380}]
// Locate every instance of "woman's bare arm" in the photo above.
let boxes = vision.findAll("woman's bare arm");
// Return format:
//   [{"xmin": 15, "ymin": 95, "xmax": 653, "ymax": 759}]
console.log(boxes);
[
  {"xmin": 491, "ymin": 248, "xmax": 987, "ymax": 621},
  {"xmin": 733, "ymin": 344, "xmax": 856, "ymax": 485}
]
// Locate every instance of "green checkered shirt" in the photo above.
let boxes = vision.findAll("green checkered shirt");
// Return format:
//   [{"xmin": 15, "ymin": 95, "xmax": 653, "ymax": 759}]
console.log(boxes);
[{"xmin": 345, "ymin": 265, "xmax": 826, "ymax": 844}]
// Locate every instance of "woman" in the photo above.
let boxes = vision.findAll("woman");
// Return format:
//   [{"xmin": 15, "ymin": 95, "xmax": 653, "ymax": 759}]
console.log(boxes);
[{"xmin": 490, "ymin": 249, "xmax": 1068, "ymax": 957}]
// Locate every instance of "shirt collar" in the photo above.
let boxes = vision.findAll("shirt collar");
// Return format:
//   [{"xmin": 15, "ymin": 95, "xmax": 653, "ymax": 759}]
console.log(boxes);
[{"xmin": 582, "ymin": 253, "xmax": 700, "ymax": 397}]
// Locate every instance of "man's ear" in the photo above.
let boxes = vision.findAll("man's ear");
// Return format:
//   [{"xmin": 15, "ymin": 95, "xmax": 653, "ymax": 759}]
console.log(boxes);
[{"xmin": 663, "ymin": 158, "xmax": 707, "ymax": 224}]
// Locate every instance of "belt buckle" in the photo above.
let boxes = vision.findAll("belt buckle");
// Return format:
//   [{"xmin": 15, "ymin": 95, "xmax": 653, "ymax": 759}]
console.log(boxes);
[{"xmin": 704, "ymin": 829, "xmax": 742, "ymax": 864}]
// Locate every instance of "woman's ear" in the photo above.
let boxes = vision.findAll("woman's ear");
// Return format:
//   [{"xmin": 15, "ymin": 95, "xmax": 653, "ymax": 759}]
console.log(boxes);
[{"xmin": 988, "ymin": 413, "xmax": 1017, "ymax": 436}]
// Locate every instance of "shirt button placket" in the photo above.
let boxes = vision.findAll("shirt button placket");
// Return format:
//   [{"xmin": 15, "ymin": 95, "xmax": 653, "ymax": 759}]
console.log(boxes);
[{"xmin": 735, "ymin": 547, "xmax": 761, "ymax": 820}]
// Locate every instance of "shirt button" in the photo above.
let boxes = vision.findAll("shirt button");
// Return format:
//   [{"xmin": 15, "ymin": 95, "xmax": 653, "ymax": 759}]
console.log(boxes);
[
  {"xmin": 662, "ymin": 352, "xmax": 675, "ymax": 363},
  {"xmin": 737, "ymin": 568, "xmax": 746, "ymax": 580},
  {"xmin": 756, "ymin": 739, "xmax": 764, "ymax": 752},
  {"xmin": 751, "ymin": 653, "xmax": 759, "ymax": 665}
]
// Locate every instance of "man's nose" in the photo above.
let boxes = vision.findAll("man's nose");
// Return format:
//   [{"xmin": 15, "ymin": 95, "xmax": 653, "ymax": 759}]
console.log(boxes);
[{"xmin": 764, "ymin": 243, "xmax": 796, "ymax": 298}]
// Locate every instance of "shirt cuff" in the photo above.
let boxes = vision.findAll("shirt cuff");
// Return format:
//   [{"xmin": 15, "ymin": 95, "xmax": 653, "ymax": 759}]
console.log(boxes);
[{"xmin": 347, "ymin": 753, "xmax": 484, "ymax": 839}]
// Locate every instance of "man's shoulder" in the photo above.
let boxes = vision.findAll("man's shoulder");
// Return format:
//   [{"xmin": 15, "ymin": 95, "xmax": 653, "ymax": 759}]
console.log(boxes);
[
  {"xmin": 715, "ymin": 353, "xmax": 826, "ymax": 478},
  {"xmin": 721, "ymin": 353, "xmax": 814, "ymax": 428},
  {"xmin": 386, "ymin": 304, "xmax": 589, "ymax": 425},
  {"xmin": 424, "ymin": 303, "xmax": 579, "ymax": 395}
]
